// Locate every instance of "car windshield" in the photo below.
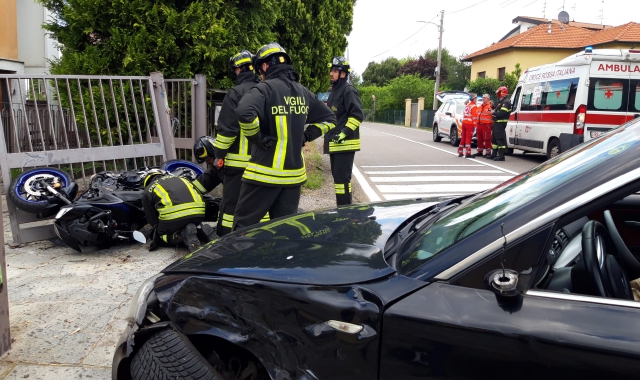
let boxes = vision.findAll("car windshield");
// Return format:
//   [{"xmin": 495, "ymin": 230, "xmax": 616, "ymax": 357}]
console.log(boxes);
[{"xmin": 398, "ymin": 120, "xmax": 640, "ymax": 275}]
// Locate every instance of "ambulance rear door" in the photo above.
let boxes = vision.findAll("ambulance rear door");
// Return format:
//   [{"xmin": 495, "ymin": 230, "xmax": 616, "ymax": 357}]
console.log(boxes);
[{"xmin": 585, "ymin": 58, "xmax": 636, "ymax": 140}]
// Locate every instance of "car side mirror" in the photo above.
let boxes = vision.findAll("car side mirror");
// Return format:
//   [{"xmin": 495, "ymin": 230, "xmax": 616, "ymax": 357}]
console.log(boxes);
[
  {"xmin": 485, "ymin": 269, "xmax": 520, "ymax": 298},
  {"xmin": 445, "ymin": 112, "xmax": 452, "ymax": 116}
]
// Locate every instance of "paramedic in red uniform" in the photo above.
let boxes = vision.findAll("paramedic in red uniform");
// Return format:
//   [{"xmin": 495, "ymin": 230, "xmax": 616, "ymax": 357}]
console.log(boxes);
[
  {"xmin": 458, "ymin": 93, "xmax": 479, "ymax": 158},
  {"xmin": 477, "ymin": 94, "xmax": 493, "ymax": 158}
]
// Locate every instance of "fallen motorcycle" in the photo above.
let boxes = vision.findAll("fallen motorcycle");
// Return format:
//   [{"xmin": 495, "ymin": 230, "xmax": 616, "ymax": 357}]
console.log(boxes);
[{"xmin": 9, "ymin": 160, "xmax": 219, "ymax": 252}]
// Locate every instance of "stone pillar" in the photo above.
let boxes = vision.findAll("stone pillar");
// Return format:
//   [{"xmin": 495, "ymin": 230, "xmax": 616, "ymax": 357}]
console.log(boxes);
[
  {"xmin": 405, "ymin": 98, "xmax": 412, "ymax": 127},
  {"xmin": 417, "ymin": 97, "xmax": 425, "ymax": 127}
]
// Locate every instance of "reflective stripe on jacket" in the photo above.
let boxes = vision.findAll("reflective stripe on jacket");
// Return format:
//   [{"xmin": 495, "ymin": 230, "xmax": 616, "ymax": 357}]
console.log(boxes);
[
  {"xmin": 143, "ymin": 175, "xmax": 206, "ymax": 223},
  {"xmin": 235, "ymin": 64, "xmax": 337, "ymax": 187},
  {"xmin": 493, "ymin": 98, "xmax": 513, "ymax": 123},
  {"xmin": 478, "ymin": 103, "xmax": 493, "ymax": 124},
  {"xmin": 462, "ymin": 102, "xmax": 479, "ymax": 126},
  {"xmin": 324, "ymin": 79, "xmax": 364, "ymax": 154}
]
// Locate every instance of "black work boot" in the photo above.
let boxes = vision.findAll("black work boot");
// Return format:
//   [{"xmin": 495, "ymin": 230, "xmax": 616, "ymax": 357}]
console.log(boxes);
[
  {"xmin": 493, "ymin": 148, "xmax": 505, "ymax": 161},
  {"xmin": 197, "ymin": 223, "xmax": 217, "ymax": 243},
  {"xmin": 485, "ymin": 150, "xmax": 496, "ymax": 160},
  {"xmin": 181, "ymin": 223, "xmax": 201, "ymax": 253}
]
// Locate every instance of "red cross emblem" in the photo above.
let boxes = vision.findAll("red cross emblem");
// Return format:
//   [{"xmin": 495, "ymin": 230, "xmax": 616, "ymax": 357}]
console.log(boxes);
[
  {"xmin": 556, "ymin": 90, "xmax": 561, "ymax": 98},
  {"xmin": 604, "ymin": 88, "xmax": 614, "ymax": 99}
]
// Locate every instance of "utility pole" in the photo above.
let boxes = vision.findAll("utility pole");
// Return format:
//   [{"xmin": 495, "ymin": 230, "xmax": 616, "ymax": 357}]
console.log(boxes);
[{"xmin": 433, "ymin": 10, "xmax": 444, "ymax": 110}]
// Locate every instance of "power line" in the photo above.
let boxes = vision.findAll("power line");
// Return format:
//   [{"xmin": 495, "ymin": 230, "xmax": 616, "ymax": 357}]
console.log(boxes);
[
  {"xmin": 523, "ymin": 0, "xmax": 540, "ymax": 8},
  {"xmin": 369, "ymin": 14, "xmax": 439, "ymax": 59},
  {"xmin": 448, "ymin": 0, "xmax": 491, "ymax": 15}
]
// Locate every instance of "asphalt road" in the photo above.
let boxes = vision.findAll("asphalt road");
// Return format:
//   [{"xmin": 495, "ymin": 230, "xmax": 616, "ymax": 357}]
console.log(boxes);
[{"xmin": 353, "ymin": 122, "xmax": 548, "ymax": 202}]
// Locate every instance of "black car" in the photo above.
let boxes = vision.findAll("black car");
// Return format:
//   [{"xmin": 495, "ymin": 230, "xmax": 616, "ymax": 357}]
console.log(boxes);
[{"xmin": 114, "ymin": 120, "xmax": 640, "ymax": 380}]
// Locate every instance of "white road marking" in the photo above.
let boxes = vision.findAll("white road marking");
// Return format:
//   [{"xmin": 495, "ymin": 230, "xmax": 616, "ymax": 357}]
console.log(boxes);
[
  {"xmin": 362, "ymin": 127, "xmax": 519, "ymax": 175},
  {"xmin": 361, "ymin": 164, "xmax": 484, "ymax": 168},
  {"xmin": 352, "ymin": 164, "xmax": 381, "ymax": 202},
  {"xmin": 364, "ymin": 170, "xmax": 504, "ymax": 175},
  {"xmin": 383, "ymin": 193, "xmax": 464, "ymax": 200},
  {"xmin": 377, "ymin": 184, "xmax": 496, "ymax": 193},
  {"xmin": 370, "ymin": 176, "xmax": 512, "ymax": 183}
]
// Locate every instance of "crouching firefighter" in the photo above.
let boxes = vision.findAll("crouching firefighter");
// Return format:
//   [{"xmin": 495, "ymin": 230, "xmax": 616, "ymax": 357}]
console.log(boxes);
[
  {"xmin": 325, "ymin": 56, "xmax": 363, "ymax": 205},
  {"xmin": 142, "ymin": 169, "xmax": 216, "ymax": 253},
  {"xmin": 489, "ymin": 86, "xmax": 512, "ymax": 161}
]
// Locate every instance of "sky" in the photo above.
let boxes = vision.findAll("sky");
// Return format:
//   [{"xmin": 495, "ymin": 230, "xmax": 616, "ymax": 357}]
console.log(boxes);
[{"xmin": 346, "ymin": 0, "xmax": 640, "ymax": 75}]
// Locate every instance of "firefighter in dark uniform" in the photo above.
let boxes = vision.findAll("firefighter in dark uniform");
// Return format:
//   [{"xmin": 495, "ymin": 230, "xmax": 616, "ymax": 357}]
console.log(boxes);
[
  {"xmin": 233, "ymin": 42, "xmax": 337, "ymax": 230},
  {"xmin": 196, "ymin": 51, "xmax": 260, "ymax": 236},
  {"xmin": 325, "ymin": 56, "xmax": 363, "ymax": 205},
  {"xmin": 488, "ymin": 86, "xmax": 512, "ymax": 162},
  {"xmin": 142, "ymin": 169, "xmax": 216, "ymax": 253}
]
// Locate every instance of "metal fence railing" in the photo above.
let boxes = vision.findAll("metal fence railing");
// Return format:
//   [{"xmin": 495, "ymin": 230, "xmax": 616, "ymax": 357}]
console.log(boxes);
[
  {"xmin": 363, "ymin": 109, "xmax": 406, "ymax": 125},
  {"xmin": 0, "ymin": 73, "xmax": 176, "ymax": 244}
]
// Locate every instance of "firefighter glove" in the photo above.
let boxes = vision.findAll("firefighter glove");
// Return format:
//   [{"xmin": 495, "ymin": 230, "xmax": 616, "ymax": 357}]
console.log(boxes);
[
  {"xmin": 332, "ymin": 132, "xmax": 347, "ymax": 144},
  {"xmin": 257, "ymin": 136, "xmax": 276, "ymax": 150}
]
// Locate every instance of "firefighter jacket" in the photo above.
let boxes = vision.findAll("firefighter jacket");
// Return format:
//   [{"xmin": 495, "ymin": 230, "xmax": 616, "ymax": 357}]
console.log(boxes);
[
  {"xmin": 493, "ymin": 98, "xmax": 513, "ymax": 123},
  {"xmin": 235, "ymin": 64, "xmax": 337, "ymax": 187},
  {"xmin": 213, "ymin": 71, "xmax": 260, "ymax": 170},
  {"xmin": 462, "ymin": 102, "xmax": 479, "ymax": 126},
  {"xmin": 142, "ymin": 175, "xmax": 206, "ymax": 227},
  {"xmin": 478, "ymin": 103, "xmax": 493, "ymax": 124},
  {"xmin": 192, "ymin": 166, "xmax": 223, "ymax": 195},
  {"xmin": 323, "ymin": 79, "xmax": 363, "ymax": 154}
]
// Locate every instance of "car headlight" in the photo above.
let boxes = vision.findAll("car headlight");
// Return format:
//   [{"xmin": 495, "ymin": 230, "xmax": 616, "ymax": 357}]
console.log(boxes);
[
  {"xmin": 55, "ymin": 206, "xmax": 74, "ymax": 219},
  {"xmin": 126, "ymin": 274, "xmax": 163, "ymax": 326}
]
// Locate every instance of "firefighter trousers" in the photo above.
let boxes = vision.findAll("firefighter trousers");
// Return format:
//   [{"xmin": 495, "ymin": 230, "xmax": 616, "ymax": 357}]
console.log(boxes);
[
  {"xmin": 217, "ymin": 169, "xmax": 243, "ymax": 236},
  {"xmin": 330, "ymin": 152, "xmax": 355, "ymax": 206},
  {"xmin": 458, "ymin": 124, "xmax": 475, "ymax": 156},
  {"xmin": 476, "ymin": 123, "xmax": 492, "ymax": 154},
  {"xmin": 233, "ymin": 183, "xmax": 301, "ymax": 231},
  {"xmin": 492, "ymin": 122, "xmax": 507, "ymax": 148}
]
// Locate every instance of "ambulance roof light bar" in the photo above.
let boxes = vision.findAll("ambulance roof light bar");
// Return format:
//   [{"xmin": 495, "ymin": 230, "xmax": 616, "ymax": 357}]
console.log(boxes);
[{"xmin": 585, "ymin": 46, "xmax": 593, "ymax": 54}]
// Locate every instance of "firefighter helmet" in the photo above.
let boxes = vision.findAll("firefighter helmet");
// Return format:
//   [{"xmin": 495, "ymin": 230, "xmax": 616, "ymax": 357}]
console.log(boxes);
[
  {"xmin": 254, "ymin": 43, "xmax": 291, "ymax": 73},
  {"xmin": 328, "ymin": 56, "xmax": 351, "ymax": 73},
  {"xmin": 496, "ymin": 86, "xmax": 509, "ymax": 98},
  {"xmin": 194, "ymin": 136, "xmax": 216, "ymax": 164},
  {"xmin": 229, "ymin": 50, "xmax": 255, "ymax": 72},
  {"xmin": 143, "ymin": 169, "xmax": 167, "ymax": 188}
]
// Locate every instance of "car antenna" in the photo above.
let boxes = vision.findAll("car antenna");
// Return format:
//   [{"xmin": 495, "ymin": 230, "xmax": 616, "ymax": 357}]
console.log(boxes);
[{"xmin": 500, "ymin": 223, "xmax": 507, "ymax": 279}]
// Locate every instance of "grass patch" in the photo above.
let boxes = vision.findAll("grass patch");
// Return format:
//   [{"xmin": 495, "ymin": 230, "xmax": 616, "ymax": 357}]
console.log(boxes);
[{"xmin": 302, "ymin": 142, "xmax": 324, "ymax": 190}]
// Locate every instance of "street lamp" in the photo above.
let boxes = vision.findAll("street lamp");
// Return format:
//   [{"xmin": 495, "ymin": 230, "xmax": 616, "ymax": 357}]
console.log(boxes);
[{"xmin": 417, "ymin": 10, "xmax": 444, "ymax": 111}]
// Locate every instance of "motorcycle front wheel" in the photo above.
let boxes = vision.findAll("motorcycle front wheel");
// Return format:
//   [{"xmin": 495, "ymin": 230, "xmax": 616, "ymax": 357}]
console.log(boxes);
[{"xmin": 9, "ymin": 168, "xmax": 72, "ymax": 213}]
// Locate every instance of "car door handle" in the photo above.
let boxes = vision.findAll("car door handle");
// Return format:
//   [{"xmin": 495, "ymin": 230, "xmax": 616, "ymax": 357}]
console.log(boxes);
[{"xmin": 625, "ymin": 221, "xmax": 640, "ymax": 228}]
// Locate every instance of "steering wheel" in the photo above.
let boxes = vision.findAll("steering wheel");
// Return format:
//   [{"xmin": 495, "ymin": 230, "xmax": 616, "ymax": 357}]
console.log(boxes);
[{"xmin": 581, "ymin": 221, "xmax": 633, "ymax": 300}]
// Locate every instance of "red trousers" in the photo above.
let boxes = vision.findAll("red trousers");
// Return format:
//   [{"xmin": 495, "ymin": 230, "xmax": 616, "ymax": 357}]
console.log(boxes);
[
  {"xmin": 476, "ymin": 123, "xmax": 492, "ymax": 154},
  {"xmin": 458, "ymin": 123, "xmax": 475, "ymax": 156}
]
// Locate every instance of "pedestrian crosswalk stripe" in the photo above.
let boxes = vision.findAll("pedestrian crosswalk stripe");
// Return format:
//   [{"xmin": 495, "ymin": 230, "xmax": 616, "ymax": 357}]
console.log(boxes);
[
  {"xmin": 364, "ymin": 169, "xmax": 504, "ymax": 175},
  {"xmin": 371, "ymin": 176, "xmax": 512, "ymax": 183},
  {"xmin": 377, "ymin": 184, "xmax": 497, "ymax": 193}
]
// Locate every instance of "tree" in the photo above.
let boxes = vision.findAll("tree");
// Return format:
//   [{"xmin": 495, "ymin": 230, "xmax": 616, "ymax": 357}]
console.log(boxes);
[
  {"xmin": 37, "ymin": 0, "xmax": 355, "ymax": 92},
  {"xmin": 424, "ymin": 49, "xmax": 470, "ymax": 91},
  {"xmin": 386, "ymin": 75, "xmax": 435, "ymax": 110},
  {"xmin": 396, "ymin": 55, "xmax": 447, "ymax": 81},
  {"xmin": 361, "ymin": 57, "xmax": 401, "ymax": 86},
  {"xmin": 466, "ymin": 77, "xmax": 501, "ymax": 98}
]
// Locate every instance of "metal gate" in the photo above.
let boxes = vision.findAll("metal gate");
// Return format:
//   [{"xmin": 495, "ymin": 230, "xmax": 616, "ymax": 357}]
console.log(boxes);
[
  {"xmin": 0, "ymin": 72, "xmax": 177, "ymax": 245},
  {"xmin": 410, "ymin": 102, "xmax": 419, "ymax": 127}
]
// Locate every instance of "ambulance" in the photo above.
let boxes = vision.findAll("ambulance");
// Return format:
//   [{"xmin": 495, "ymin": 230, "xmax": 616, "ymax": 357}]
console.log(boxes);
[{"xmin": 507, "ymin": 48, "xmax": 640, "ymax": 159}]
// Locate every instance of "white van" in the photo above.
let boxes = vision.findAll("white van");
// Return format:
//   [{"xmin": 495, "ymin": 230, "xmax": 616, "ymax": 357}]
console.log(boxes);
[{"xmin": 507, "ymin": 48, "xmax": 640, "ymax": 159}]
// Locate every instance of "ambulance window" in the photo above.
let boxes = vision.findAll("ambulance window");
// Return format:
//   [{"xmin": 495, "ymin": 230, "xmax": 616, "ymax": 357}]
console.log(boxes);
[
  {"xmin": 541, "ymin": 78, "xmax": 579, "ymax": 110},
  {"xmin": 589, "ymin": 78, "xmax": 624, "ymax": 111},
  {"xmin": 633, "ymin": 83, "xmax": 640, "ymax": 112},
  {"xmin": 456, "ymin": 101, "xmax": 465, "ymax": 115},
  {"xmin": 521, "ymin": 84, "xmax": 540, "ymax": 111}
]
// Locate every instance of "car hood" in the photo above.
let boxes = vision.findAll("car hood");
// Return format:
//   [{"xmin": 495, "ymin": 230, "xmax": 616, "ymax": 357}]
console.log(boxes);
[{"xmin": 162, "ymin": 198, "xmax": 441, "ymax": 285}]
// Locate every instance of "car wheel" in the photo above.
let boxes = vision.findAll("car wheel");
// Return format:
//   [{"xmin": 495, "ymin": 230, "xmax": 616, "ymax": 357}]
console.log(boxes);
[
  {"xmin": 449, "ymin": 126, "xmax": 459, "ymax": 146},
  {"xmin": 130, "ymin": 328, "xmax": 222, "ymax": 380},
  {"xmin": 504, "ymin": 148, "xmax": 514, "ymax": 156},
  {"xmin": 547, "ymin": 139, "xmax": 560, "ymax": 160},
  {"xmin": 433, "ymin": 124, "xmax": 442, "ymax": 142}
]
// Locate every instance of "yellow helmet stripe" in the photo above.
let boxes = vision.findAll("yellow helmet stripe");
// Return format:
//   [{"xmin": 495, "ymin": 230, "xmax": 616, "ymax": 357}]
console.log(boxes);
[{"xmin": 260, "ymin": 47, "xmax": 282, "ymax": 57}]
